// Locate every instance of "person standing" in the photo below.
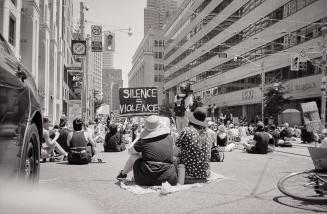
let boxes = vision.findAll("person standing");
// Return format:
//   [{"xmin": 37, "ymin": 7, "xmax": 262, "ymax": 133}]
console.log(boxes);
[{"xmin": 174, "ymin": 83, "xmax": 193, "ymax": 133}]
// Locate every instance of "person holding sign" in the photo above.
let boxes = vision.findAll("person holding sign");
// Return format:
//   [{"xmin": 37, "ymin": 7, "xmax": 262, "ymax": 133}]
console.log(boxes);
[{"xmin": 174, "ymin": 83, "xmax": 193, "ymax": 133}]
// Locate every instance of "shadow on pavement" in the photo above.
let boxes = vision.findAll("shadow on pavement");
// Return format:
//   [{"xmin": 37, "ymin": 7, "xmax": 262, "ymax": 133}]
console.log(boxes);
[{"xmin": 273, "ymin": 196, "xmax": 327, "ymax": 212}]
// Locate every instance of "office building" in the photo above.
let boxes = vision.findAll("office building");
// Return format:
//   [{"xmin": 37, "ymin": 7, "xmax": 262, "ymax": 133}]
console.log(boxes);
[
  {"xmin": 102, "ymin": 68, "xmax": 123, "ymax": 113},
  {"xmin": 128, "ymin": 29, "xmax": 166, "ymax": 105},
  {"xmin": 164, "ymin": 0, "xmax": 327, "ymax": 122},
  {"xmin": 144, "ymin": 0, "xmax": 179, "ymax": 34}
]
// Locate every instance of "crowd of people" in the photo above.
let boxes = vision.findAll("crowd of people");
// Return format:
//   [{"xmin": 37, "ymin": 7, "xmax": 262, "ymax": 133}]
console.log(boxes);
[{"xmin": 41, "ymin": 85, "xmax": 327, "ymax": 186}]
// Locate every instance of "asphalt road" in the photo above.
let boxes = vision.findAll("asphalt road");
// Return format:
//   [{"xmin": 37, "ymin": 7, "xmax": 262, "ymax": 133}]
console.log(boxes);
[{"xmin": 39, "ymin": 142, "xmax": 327, "ymax": 214}]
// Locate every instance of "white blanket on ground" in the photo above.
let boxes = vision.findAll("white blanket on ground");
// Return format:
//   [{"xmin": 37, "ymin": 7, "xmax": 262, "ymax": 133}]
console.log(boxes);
[{"xmin": 118, "ymin": 171, "xmax": 224, "ymax": 195}]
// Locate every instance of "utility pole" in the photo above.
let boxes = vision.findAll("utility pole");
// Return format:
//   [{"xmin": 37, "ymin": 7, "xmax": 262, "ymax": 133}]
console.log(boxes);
[
  {"xmin": 261, "ymin": 61, "xmax": 265, "ymax": 124},
  {"xmin": 79, "ymin": 2, "xmax": 87, "ymax": 120},
  {"xmin": 320, "ymin": 23, "xmax": 327, "ymax": 128}
]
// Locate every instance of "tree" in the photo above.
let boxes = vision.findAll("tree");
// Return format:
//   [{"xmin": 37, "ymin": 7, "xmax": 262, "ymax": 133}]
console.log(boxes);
[{"xmin": 263, "ymin": 83, "xmax": 291, "ymax": 121}]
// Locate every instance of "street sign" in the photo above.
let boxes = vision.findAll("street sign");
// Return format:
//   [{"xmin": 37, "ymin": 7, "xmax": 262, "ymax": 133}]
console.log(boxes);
[
  {"xmin": 301, "ymin": 101, "xmax": 322, "ymax": 132},
  {"xmin": 91, "ymin": 41, "xmax": 102, "ymax": 52},
  {"xmin": 71, "ymin": 40, "xmax": 86, "ymax": 56},
  {"xmin": 91, "ymin": 25, "xmax": 102, "ymax": 52}
]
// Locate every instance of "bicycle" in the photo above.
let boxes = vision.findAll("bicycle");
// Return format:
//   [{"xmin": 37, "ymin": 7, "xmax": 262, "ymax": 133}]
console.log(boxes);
[
  {"xmin": 278, "ymin": 170, "xmax": 327, "ymax": 202},
  {"xmin": 277, "ymin": 147, "xmax": 327, "ymax": 203}
]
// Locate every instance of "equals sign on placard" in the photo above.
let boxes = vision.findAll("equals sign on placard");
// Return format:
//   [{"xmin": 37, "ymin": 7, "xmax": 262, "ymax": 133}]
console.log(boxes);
[{"xmin": 136, "ymin": 99, "xmax": 143, "ymax": 103}]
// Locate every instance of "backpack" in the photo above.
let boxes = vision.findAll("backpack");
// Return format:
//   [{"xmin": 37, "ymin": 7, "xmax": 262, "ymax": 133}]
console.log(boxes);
[
  {"xmin": 210, "ymin": 147, "xmax": 224, "ymax": 162},
  {"xmin": 174, "ymin": 95, "xmax": 187, "ymax": 117},
  {"xmin": 68, "ymin": 147, "xmax": 92, "ymax": 164}
]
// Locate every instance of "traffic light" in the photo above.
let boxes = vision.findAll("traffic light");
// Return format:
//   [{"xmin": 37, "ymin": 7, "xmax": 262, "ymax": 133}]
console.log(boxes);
[
  {"xmin": 105, "ymin": 33, "xmax": 115, "ymax": 51},
  {"xmin": 291, "ymin": 55, "xmax": 299, "ymax": 71},
  {"xmin": 299, "ymin": 61, "xmax": 307, "ymax": 71}
]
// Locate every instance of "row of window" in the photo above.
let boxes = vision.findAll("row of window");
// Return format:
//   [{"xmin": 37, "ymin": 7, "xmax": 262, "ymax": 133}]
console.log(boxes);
[
  {"xmin": 165, "ymin": 0, "xmax": 196, "ymax": 38},
  {"xmin": 166, "ymin": 0, "xmax": 212, "ymax": 46},
  {"xmin": 188, "ymin": 16, "xmax": 326, "ymax": 86},
  {"xmin": 154, "ymin": 64, "xmax": 164, "ymax": 71},
  {"xmin": 164, "ymin": 0, "xmax": 234, "ymax": 61},
  {"xmin": 165, "ymin": 0, "xmax": 266, "ymax": 71},
  {"xmin": 154, "ymin": 40, "xmax": 165, "ymax": 47},
  {"xmin": 154, "ymin": 52, "xmax": 163, "ymax": 59},
  {"xmin": 198, "ymin": 58, "xmax": 321, "ymax": 98},
  {"xmin": 165, "ymin": 0, "xmax": 318, "ymax": 82},
  {"xmin": 154, "ymin": 75, "xmax": 164, "ymax": 83}
]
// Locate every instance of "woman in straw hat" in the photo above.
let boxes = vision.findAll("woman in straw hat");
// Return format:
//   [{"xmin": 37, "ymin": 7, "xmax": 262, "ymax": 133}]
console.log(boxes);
[
  {"xmin": 117, "ymin": 115, "xmax": 178, "ymax": 186},
  {"xmin": 175, "ymin": 107, "xmax": 214, "ymax": 179}
]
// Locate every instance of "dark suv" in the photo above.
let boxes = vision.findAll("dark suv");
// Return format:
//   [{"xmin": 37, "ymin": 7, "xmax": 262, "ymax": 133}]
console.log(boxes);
[{"xmin": 0, "ymin": 34, "xmax": 43, "ymax": 182}]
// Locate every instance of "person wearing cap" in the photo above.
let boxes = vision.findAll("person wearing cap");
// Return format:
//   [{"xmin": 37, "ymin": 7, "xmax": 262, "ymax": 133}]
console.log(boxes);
[
  {"xmin": 243, "ymin": 122, "xmax": 272, "ymax": 154},
  {"xmin": 42, "ymin": 117, "xmax": 68, "ymax": 159},
  {"xmin": 174, "ymin": 83, "xmax": 193, "ymax": 133},
  {"xmin": 117, "ymin": 116, "xmax": 177, "ymax": 186},
  {"xmin": 56, "ymin": 116, "xmax": 72, "ymax": 153},
  {"xmin": 175, "ymin": 107, "xmax": 214, "ymax": 179}
]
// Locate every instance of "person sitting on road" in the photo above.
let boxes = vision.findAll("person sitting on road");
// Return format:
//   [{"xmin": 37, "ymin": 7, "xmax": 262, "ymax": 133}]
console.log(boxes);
[
  {"xmin": 42, "ymin": 117, "xmax": 68, "ymax": 160},
  {"xmin": 104, "ymin": 123, "xmax": 126, "ymax": 152},
  {"xmin": 56, "ymin": 116, "xmax": 72, "ymax": 153},
  {"xmin": 268, "ymin": 124, "xmax": 280, "ymax": 147},
  {"xmin": 301, "ymin": 126, "xmax": 316, "ymax": 144},
  {"xmin": 117, "ymin": 116, "xmax": 178, "ymax": 186},
  {"xmin": 67, "ymin": 118, "xmax": 96, "ymax": 160},
  {"xmin": 243, "ymin": 122, "xmax": 273, "ymax": 154},
  {"xmin": 319, "ymin": 129, "xmax": 327, "ymax": 148},
  {"xmin": 280, "ymin": 123, "xmax": 293, "ymax": 141},
  {"xmin": 175, "ymin": 107, "xmax": 214, "ymax": 180},
  {"xmin": 217, "ymin": 125, "xmax": 235, "ymax": 152}
]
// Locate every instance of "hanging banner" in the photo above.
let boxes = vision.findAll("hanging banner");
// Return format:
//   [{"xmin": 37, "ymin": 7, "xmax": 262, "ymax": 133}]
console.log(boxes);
[
  {"xmin": 301, "ymin": 101, "xmax": 322, "ymax": 132},
  {"xmin": 67, "ymin": 66, "xmax": 83, "ymax": 100},
  {"xmin": 119, "ymin": 87, "xmax": 158, "ymax": 116},
  {"xmin": 71, "ymin": 40, "xmax": 86, "ymax": 56},
  {"xmin": 91, "ymin": 25, "xmax": 102, "ymax": 52}
]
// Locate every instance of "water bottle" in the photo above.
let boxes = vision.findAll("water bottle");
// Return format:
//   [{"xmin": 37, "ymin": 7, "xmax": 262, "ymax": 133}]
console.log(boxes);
[{"xmin": 178, "ymin": 164, "xmax": 185, "ymax": 185}]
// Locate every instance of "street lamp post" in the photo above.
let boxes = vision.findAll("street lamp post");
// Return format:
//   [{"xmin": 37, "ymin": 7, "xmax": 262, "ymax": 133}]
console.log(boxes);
[{"xmin": 234, "ymin": 55, "xmax": 265, "ymax": 123}]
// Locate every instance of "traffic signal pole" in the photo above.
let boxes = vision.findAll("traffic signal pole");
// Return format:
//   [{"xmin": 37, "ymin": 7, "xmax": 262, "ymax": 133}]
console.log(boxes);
[{"xmin": 321, "ymin": 24, "xmax": 327, "ymax": 128}]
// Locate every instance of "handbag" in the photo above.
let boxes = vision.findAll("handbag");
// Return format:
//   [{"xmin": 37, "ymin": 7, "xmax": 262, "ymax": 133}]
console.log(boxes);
[{"xmin": 210, "ymin": 146, "xmax": 224, "ymax": 162}]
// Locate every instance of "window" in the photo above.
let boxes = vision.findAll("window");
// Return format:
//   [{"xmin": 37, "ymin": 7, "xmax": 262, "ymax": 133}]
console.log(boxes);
[
  {"xmin": 8, "ymin": 15, "xmax": 16, "ymax": 46},
  {"xmin": 154, "ymin": 40, "xmax": 158, "ymax": 47}
]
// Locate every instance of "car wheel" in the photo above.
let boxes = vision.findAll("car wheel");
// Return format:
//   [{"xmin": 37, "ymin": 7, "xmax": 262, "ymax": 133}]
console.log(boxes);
[{"xmin": 20, "ymin": 123, "xmax": 40, "ymax": 182}]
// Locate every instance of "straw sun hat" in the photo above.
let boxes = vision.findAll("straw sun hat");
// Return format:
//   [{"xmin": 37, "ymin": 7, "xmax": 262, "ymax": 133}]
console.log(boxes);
[{"xmin": 139, "ymin": 115, "xmax": 170, "ymax": 139}]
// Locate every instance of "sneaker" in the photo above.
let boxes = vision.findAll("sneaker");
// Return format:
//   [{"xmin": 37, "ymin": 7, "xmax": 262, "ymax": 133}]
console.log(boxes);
[{"xmin": 117, "ymin": 170, "xmax": 127, "ymax": 180}]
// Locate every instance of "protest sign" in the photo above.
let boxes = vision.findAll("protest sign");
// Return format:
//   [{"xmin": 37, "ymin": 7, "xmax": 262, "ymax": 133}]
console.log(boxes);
[
  {"xmin": 301, "ymin": 101, "xmax": 322, "ymax": 132},
  {"xmin": 119, "ymin": 87, "xmax": 159, "ymax": 116}
]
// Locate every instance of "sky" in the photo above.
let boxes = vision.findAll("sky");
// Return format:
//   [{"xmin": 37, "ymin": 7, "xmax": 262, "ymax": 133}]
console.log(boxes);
[{"xmin": 74, "ymin": 0, "xmax": 147, "ymax": 87}]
